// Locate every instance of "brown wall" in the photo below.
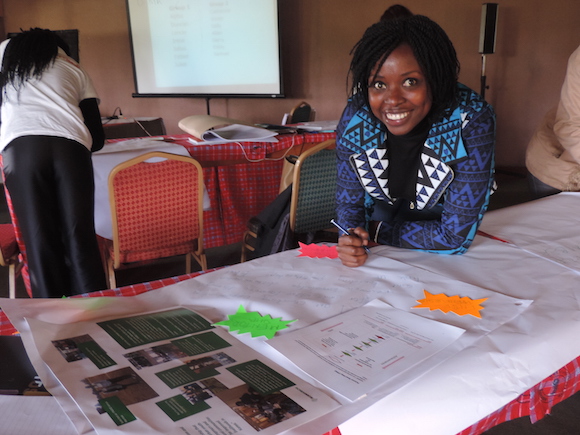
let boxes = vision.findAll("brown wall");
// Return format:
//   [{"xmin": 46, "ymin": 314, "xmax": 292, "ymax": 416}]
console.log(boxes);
[{"xmin": 3, "ymin": 0, "xmax": 580, "ymax": 167}]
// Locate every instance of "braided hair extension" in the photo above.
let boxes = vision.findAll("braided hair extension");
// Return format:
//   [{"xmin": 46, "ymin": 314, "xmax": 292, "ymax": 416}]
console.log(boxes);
[
  {"xmin": 348, "ymin": 15, "xmax": 460, "ymax": 121},
  {"xmin": 1, "ymin": 28, "xmax": 71, "ymax": 94},
  {"xmin": 380, "ymin": 4, "xmax": 413, "ymax": 22}
]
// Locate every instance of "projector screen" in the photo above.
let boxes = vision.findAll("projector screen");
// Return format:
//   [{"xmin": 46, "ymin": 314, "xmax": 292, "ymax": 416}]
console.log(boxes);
[{"xmin": 126, "ymin": 0, "xmax": 284, "ymax": 98}]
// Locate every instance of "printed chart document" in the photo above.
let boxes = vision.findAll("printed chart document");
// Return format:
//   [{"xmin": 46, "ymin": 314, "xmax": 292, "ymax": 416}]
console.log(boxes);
[
  {"xmin": 268, "ymin": 299, "xmax": 465, "ymax": 402},
  {"xmin": 15, "ymin": 306, "xmax": 338, "ymax": 435}
]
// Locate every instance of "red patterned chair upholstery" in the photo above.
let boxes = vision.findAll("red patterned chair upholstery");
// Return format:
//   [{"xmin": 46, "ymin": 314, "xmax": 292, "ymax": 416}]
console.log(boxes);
[
  {"xmin": 99, "ymin": 151, "xmax": 207, "ymax": 288},
  {"xmin": 0, "ymin": 223, "xmax": 22, "ymax": 298}
]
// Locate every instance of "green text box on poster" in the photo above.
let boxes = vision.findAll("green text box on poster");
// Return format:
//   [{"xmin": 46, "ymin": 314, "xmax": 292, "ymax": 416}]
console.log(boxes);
[
  {"xmin": 171, "ymin": 331, "xmax": 231, "ymax": 356},
  {"xmin": 98, "ymin": 308, "xmax": 213, "ymax": 349},
  {"xmin": 227, "ymin": 359, "xmax": 295, "ymax": 395},
  {"xmin": 78, "ymin": 341, "xmax": 116, "ymax": 369},
  {"xmin": 156, "ymin": 365, "xmax": 220, "ymax": 389},
  {"xmin": 99, "ymin": 396, "xmax": 136, "ymax": 426},
  {"xmin": 157, "ymin": 395, "xmax": 210, "ymax": 421}
]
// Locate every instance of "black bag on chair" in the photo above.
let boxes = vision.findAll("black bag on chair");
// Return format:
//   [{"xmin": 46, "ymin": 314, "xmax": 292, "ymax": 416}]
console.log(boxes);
[{"xmin": 243, "ymin": 186, "xmax": 297, "ymax": 261}]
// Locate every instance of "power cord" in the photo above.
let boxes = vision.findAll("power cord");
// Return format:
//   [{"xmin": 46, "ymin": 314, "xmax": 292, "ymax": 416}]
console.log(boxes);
[{"xmin": 108, "ymin": 107, "xmax": 123, "ymax": 120}]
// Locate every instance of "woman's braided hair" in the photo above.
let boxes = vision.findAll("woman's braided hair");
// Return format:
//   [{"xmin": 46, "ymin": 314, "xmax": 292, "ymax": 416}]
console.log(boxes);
[
  {"xmin": 1, "ymin": 28, "xmax": 71, "ymax": 93},
  {"xmin": 349, "ymin": 15, "xmax": 460, "ymax": 121}
]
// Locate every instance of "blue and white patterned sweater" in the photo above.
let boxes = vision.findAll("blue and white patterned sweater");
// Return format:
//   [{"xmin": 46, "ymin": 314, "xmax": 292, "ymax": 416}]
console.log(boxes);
[{"xmin": 336, "ymin": 84, "xmax": 496, "ymax": 254}]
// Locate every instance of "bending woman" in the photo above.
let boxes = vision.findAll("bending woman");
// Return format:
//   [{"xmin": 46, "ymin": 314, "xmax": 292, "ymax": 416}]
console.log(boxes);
[
  {"xmin": 335, "ymin": 15, "xmax": 496, "ymax": 267},
  {"xmin": 0, "ymin": 28, "xmax": 107, "ymax": 296}
]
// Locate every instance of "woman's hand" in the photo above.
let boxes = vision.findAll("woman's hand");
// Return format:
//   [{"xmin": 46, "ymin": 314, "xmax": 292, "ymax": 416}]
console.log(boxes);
[{"xmin": 336, "ymin": 227, "xmax": 370, "ymax": 267}]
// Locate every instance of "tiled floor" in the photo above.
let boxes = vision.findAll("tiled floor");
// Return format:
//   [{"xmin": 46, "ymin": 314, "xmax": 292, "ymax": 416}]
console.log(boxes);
[{"xmin": 3, "ymin": 170, "xmax": 580, "ymax": 433}]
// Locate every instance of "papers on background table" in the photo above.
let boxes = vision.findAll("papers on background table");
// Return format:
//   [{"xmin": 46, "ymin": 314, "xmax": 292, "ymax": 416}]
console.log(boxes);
[
  {"xmin": 200, "ymin": 123, "xmax": 278, "ymax": 142},
  {"xmin": 290, "ymin": 120, "xmax": 338, "ymax": 132},
  {"xmin": 268, "ymin": 299, "xmax": 465, "ymax": 402},
  {"xmin": 178, "ymin": 114, "xmax": 278, "ymax": 144}
]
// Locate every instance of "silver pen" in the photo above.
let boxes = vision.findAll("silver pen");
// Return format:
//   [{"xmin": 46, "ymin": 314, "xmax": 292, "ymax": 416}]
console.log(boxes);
[{"xmin": 330, "ymin": 219, "xmax": 371, "ymax": 254}]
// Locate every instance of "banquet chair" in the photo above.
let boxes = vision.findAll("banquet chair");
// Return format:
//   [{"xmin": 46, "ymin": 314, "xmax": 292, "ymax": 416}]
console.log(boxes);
[
  {"xmin": 0, "ymin": 223, "xmax": 22, "ymax": 298},
  {"xmin": 289, "ymin": 139, "xmax": 337, "ymax": 236},
  {"xmin": 285, "ymin": 101, "xmax": 314, "ymax": 124},
  {"xmin": 99, "ymin": 151, "xmax": 207, "ymax": 288},
  {"xmin": 240, "ymin": 139, "xmax": 337, "ymax": 262}
]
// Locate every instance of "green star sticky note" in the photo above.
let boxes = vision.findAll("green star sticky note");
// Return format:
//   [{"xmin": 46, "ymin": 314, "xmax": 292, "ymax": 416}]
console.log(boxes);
[{"xmin": 214, "ymin": 305, "xmax": 296, "ymax": 339}]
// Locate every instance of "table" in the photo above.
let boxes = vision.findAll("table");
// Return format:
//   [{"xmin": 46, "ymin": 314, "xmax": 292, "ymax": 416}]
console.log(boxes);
[
  {"xmin": 99, "ymin": 131, "xmax": 336, "ymax": 249},
  {"xmin": 3, "ymin": 131, "xmax": 335, "ymax": 295},
  {"xmin": 2, "ymin": 193, "xmax": 580, "ymax": 434}
]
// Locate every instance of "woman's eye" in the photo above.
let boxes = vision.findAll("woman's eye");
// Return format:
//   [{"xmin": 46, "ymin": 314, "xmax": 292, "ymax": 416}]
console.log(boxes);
[
  {"xmin": 372, "ymin": 81, "xmax": 386, "ymax": 90},
  {"xmin": 403, "ymin": 78, "xmax": 418, "ymax": 87}
]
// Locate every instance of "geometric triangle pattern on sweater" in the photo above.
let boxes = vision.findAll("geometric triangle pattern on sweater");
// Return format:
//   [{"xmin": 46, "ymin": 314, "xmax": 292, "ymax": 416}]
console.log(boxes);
[{"xmin": 349, "ymin": 143, "xmax": 454, "ymax": 210}]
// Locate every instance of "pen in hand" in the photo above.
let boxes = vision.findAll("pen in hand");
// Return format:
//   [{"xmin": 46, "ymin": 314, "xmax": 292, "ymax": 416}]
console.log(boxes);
[{"xmin": 330, "ymin": 219, "xmax": 371, "ymax": 254}]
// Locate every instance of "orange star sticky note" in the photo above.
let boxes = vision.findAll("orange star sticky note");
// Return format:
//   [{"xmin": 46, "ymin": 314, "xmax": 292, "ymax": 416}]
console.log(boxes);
[
  {"xmin": 297, "ymin": 242, "xmax": 338, "ymax": 259},
  {"xmin": 413, "ymin": 290, "xmax": 488, "ymax": 318}
]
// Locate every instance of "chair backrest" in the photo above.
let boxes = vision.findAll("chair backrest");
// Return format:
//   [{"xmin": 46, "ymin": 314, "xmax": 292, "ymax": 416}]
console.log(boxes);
[
  {"xmin": 289, "ymin": 139, "xmax": 337, "ymax": 234},
  {"xmin": 287, "ymin": 101, "xmax": 313, "ymax": 124},
  {"xmin": 108, "ymin": 152, "xmax": 204, "ymax": 268}
]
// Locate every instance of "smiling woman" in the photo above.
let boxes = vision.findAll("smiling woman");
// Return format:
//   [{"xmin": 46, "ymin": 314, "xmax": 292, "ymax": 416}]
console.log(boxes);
[
  {"xmin": 334, "ymin": 15, "xmax": 496, "ymax": 267},
  {"xmin": 367, "ymin": 44, "xmax": 432, "ymax": 136}
]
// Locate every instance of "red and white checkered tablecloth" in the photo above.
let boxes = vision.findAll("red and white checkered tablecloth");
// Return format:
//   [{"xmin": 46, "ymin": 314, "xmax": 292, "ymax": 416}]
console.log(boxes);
[{"xmin": 179, "ymin": 132, "xmax": 336, "ymax": 247}]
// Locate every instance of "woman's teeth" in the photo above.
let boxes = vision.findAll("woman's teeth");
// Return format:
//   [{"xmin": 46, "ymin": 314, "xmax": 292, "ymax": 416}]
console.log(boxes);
[{"xmin": 386, "ymin": 112, "xmax": 409, "ymax": 121}]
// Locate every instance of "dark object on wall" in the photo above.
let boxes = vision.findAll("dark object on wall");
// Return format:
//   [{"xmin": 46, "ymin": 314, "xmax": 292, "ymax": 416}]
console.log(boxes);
[
  {"xmin": 7, "ymin": 29, "xmax": 79, "ymax": 63},
  {"xmin": 479, "ymin": 3, "xmax": 498, "ymax": 98},
  {"xmin": 286, "ymin": 101, "xmax": 313, "ymax": 124},
  {"xmin": 479, "ymin": 3, "xmax": 498, "ymax": 54},
  {"xmin": 102, "ymin": 118, "xmax": 166, "ymax": 140}
]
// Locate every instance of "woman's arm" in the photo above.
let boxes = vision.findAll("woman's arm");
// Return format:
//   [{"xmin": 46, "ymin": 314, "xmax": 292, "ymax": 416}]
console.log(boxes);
[
  {"xmin": 335, "ymin": 98, "xmax": 372, "ymax": 231},
  {"xmin": 335, "ymin": 142, "xmax": 368, "ymax": 230},
  {"xmin": 554, "ymin": 45, "xmax": 580, "ymax": 164},
  {"xmin": 374, "ymin": 105, "xmax": 496, "ymax": 254},
  {"xmin": 79, "ymin": 97, "xmax": 105, "ymax": 152}
]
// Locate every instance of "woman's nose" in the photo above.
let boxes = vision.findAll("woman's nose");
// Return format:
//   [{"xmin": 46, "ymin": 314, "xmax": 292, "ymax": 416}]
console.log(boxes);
[{"xmin": 384, "ymin": 88, "xmax": 404, "ymax": 105}]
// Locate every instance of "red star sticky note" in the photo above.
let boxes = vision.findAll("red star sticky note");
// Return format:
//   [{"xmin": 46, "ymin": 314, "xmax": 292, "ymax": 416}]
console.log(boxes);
[
  {"xmin": 297, "ymin": 242, "xmax": 338, "ymax": 258},
  {"xmin": 413, "ymin": 290, "xmax": 487, "ymax": 318}
]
